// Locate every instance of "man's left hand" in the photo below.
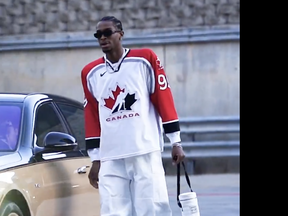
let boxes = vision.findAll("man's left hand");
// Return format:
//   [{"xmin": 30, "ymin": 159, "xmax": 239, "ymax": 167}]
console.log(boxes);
[{"xmin": 171, "ymin": 144, "xmax": 185, "ymax": 165}]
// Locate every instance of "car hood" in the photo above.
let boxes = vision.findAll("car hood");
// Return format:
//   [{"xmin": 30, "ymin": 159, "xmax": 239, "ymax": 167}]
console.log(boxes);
[{"xmin": 0, "ymin": 152, "xmax": 22, "ymax": 171}]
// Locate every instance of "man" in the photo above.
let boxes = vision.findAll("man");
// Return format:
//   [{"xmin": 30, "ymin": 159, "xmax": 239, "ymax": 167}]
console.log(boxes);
[
  {"xmin": 81, "ymin": 16, "xmax": 185, "ymax": 216},
  {"xmin": 0, "ymin": 121, "xmax": 19, "ymax": 150}
]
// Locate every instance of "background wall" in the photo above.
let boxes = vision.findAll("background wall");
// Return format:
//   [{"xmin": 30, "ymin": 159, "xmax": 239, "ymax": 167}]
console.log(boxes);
[
  {"xmin": 0, "ymin": 0, "xmax": 240, "ymax": 35},
  {"xmin": 0, "ymin": 0, "xmax": 240, "ymax": 118},
  {"xmin": 0, "ymin": 42, "xmax": 239, "ymax": 117}
]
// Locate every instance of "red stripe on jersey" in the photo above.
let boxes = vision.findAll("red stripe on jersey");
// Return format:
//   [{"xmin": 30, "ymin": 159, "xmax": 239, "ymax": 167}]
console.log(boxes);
[
  {"xmin": 81, "ymin": 58, "xmax": 104, "ymax": 149},
  {"xmin": 128, "ymin": 49, "xmax": 180, "ymax": 133}
]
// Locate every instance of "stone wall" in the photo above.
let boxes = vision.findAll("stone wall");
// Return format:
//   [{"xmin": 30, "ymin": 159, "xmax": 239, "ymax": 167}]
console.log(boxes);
[{"xmin": 0, "ymin": 0, "xmax": 240, "ymax": 36}]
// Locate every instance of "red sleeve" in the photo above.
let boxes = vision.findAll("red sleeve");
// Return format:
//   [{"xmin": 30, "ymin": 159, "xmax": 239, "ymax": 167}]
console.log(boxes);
[
  {"xmin": 81, "ymin": 66, "xmax": 101, "ymax": 150},
  {"xmin": 148, "ymin": 49, "xmax": 180, "ymax": 134}
]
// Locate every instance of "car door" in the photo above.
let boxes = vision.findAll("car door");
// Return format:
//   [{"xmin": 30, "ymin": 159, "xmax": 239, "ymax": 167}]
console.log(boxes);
[
  {"xmin": 32, "ymin": 101, "xmax": 100, "ymax": 216},
  {"xmin": 53, "ymin": 101, "xmax": 100, "ymax": 216}
]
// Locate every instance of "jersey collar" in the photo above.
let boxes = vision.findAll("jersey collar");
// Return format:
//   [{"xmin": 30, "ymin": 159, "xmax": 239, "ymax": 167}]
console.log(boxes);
[{"xmin": 104, "ymin": 48, "xmax": 130, "ymax": 73}]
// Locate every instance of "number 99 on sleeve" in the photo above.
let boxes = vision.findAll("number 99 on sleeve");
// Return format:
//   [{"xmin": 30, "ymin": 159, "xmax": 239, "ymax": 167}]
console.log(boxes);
[{"xmin": 158, "ymin": 74, "xmax": 170, "ymax": 90}]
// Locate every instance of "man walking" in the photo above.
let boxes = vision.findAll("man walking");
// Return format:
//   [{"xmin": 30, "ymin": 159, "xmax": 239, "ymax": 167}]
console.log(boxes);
[{"xmin": 81, "ymin": 16, "xmax": 185, "ymax": 216}]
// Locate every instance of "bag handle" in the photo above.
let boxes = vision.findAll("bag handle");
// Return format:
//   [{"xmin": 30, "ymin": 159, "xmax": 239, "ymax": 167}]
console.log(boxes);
[{"xmin": 177, "ymin": 161, "xmax": 193, "ymax": 208}]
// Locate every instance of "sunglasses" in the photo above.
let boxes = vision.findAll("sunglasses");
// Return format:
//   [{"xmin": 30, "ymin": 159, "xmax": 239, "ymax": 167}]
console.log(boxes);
[{"xmin": 94, "ymin": 29, "xmax": 121, "ymax": 39}]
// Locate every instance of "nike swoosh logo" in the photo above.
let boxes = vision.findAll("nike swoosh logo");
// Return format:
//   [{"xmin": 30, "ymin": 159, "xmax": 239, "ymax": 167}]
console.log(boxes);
[{"xmin": 100, "ymin": 71, "xmax": 107, "ymax": 77}]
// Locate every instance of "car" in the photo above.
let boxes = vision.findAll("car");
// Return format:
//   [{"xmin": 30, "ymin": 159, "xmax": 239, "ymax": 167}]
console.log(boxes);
[{"xmin": 0, "ymin": 93, "xmax": 100, "ymax": 216}]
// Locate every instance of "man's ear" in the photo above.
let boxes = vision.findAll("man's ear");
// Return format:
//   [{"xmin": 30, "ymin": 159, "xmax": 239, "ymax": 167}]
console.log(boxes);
[{"xmin": 120, "ymin": 31, "xmax": 124, "ymax": 40}]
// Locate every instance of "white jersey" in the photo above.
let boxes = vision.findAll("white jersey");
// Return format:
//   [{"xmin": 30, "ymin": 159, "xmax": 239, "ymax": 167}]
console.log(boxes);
[{"xmin": 81, "ymin": 48, "xmax": 181, "ymax": 161}]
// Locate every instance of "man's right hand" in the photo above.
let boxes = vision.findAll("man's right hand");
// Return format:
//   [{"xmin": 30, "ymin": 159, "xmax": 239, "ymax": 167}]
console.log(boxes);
[{"xmin": 88, "ymin": 160, "xmax": 100, "ymax": 189}]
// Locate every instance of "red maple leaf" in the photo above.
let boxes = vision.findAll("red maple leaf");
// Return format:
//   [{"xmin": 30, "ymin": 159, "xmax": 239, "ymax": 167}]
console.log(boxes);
[{"xmin": 104, "ymin": 86, "xmax": 124, "ymax": 110}]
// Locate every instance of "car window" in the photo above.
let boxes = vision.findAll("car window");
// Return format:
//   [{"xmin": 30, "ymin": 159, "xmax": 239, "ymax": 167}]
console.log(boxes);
[
  {"xmin": 56, "ymin": 103, "xmax": 85, "ymax": 150},
  {"xmin": 0, "ymin": 104, "xmax": 22, "ymax": 151},
  {"xmin": 34, "ymin": 103, "xmax": 66, "ymax": 147}
]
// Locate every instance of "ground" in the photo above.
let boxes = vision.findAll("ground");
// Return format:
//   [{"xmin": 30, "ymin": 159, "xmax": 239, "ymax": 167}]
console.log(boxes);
[{"xmin": 166, "ymin": 174, "xmax": 240, "ymax": 216}]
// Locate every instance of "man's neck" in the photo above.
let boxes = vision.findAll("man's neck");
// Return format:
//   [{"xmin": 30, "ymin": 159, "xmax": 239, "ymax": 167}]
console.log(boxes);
[{"xmin": 106, "ymin": 47, "xmax": 124, "ymax": 63}]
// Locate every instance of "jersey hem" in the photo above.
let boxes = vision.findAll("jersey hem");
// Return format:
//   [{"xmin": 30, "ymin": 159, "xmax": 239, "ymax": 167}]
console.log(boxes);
[{"xmin": 100, "ymin": 148, "xmax": 163, "ymax": 162}]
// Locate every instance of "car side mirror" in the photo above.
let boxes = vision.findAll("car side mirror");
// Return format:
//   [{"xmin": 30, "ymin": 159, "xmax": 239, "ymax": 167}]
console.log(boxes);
[
  {"xmin": 34, "ymin": 132, "xmax": 78, "ymax": 155},
  {"xmin": 44, "ymin": 132, "xmax": 76, "ymax": 148}
]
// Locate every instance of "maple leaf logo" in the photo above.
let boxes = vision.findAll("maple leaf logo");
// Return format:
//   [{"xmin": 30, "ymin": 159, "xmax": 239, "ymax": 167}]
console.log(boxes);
[
  {"xmin": 104, "ymin": 85, "xmax": 138, "ymax": 114},
  {"xmin": 104, "ymin": 86, "xmax": 124, "ymax": 110}
]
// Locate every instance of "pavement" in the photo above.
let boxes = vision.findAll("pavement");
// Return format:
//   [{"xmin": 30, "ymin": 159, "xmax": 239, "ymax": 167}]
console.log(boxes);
[{"xmin": 166, "ymin": 174, "xmax": 240, "ymax": 216}]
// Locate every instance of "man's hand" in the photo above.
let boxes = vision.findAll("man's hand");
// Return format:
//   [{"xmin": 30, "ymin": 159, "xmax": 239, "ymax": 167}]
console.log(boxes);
[
  {"xmin": 171, "ymin": 144, "xmax": 185, "ymax": 165},
  {"xmin": 88, "ymin": 160, "xmax": 100, "ymax": 189}
]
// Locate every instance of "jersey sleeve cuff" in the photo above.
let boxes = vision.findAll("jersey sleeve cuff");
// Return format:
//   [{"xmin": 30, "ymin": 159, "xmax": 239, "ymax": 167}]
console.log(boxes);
[
  {"xmin": 166, "ymin": 131, "xmax": 181, "ymax": 145},
  {"xmin": 86, "ymin": 138, "xmax": 100, "ymax": 150},
  {"xmin": 87, "ymin": 148, "xmax": 100, "ymax": 162}
]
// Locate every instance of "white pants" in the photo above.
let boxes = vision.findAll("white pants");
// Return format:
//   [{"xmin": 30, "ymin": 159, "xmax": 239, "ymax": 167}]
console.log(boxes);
[{"xmin": 99, "ymin": 150, "xmax": 172, "ymax": 216}]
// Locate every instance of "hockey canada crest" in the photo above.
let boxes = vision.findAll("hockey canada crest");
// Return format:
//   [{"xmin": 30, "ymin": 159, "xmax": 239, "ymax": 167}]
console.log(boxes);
[{"xmin": 103, "ymin": 85, "xmax": 140, "ymax": 122}]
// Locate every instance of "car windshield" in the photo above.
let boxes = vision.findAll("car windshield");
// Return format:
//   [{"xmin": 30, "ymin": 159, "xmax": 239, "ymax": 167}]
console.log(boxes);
[{"xmin": 0, "ymin": 104, "xmax": 22, "ymax": 151}]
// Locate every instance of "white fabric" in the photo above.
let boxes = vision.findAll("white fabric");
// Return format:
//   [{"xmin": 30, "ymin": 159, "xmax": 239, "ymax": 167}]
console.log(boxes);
[
  {"xmin": 166, "ymin": 131, "xmax": 181, "ymax": 144},
  {"xmin": 87, "ymin": 130, "xmax": 181, "ymax": 162},
  {"xmin": 87, "ymin": 148, "xmax": 100, "ymax": 162},
  {"xmin": 87, "ymin": 56, "xmax": 163, "ymax": 161},
  {"xmin": 85, "ymin": 48, "xmax": 181, "ymax": 161},
  {"xmin": 98, "ymin": 150, "xmax": 172, "ymax": 216}
]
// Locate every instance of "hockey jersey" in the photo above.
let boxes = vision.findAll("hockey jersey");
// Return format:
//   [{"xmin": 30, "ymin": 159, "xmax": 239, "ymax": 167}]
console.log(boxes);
[{"xmin": 81, "ymin": 48, "xmax": 181, "ymax": 161}]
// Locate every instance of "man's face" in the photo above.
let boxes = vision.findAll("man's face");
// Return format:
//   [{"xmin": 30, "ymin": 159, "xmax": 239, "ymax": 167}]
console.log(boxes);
[
  {"xmin": 0, "ymin": 121, "xmax": 18, "ymax": 149},
  {"xmin": 6, "ymin": 124, "xmax": 18, "ymax": 147},
  {"xmin": 95, "ymin": 21, "xmax": 123, "ymax": 53}
]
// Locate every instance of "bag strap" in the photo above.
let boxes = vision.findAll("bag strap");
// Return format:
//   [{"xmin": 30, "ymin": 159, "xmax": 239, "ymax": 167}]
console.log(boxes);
[{"xmin": 177, "ymin": 161, "xmax": 193, "ymax": 208}]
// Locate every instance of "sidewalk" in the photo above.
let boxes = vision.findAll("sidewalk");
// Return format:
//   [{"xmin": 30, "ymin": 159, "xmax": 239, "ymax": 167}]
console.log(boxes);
[{"xmin": 166, "ymin": 174, "xmax": 240, "ymax": 216}]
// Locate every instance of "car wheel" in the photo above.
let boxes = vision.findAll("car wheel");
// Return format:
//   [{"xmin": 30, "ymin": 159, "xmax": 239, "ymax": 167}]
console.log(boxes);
[{"xmin": 0, "ymin": 200, "xmax": 24, "ymax": 216}]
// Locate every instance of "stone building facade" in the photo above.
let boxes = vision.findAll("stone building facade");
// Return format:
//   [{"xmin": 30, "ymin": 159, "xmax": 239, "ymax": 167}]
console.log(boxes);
[
  {"xmin": 0, "ymin": 0, "xmax": 240, "ymax": 36},
  {"xmin": 0, "ymin": 0, "xmax": 240, "ymax": 118}
]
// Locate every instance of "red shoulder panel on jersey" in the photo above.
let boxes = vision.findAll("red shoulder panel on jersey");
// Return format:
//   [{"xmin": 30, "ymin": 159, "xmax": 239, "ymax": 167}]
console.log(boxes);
[{"xmin": 82, "ymin": 57, "xmax": 105, "ymax": 77}]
